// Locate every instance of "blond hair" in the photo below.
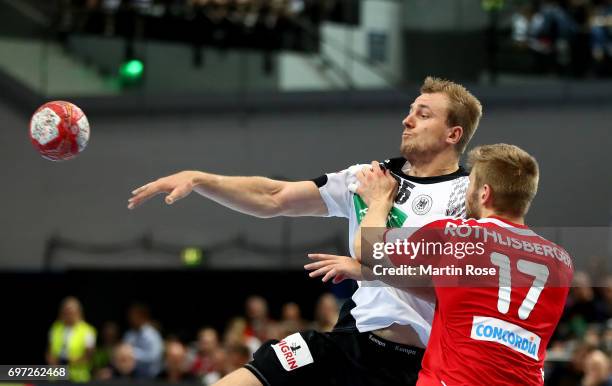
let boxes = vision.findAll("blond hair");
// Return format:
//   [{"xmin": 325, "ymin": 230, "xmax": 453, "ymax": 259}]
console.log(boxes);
[
  {"xmin": 421, "ymin": 76, "xmax": 483, "ymax": 154},
  {"xmin": 467, "ymin": 144, "xmax": 539, "ymax": 217}
]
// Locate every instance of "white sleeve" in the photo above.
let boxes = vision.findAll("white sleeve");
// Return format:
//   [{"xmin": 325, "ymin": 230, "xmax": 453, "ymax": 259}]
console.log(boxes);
[
  {"xmin": 317, "ymin": 165, "xmax": 363, "ymax": 218},
  {"xmin": 84, "ymin": 331, "xmax": 96, "ymax": 349}
]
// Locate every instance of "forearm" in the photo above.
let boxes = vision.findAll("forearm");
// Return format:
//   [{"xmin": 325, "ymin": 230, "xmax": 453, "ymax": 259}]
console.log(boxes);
[
  {"xmin": 354, "ymin": 200, "xmax": 391, "ymax": 259},
  {"xmin": 355, "ymin": 200, "xmax": 435, "ymax": 301},
  {"xmin": 192, "ymin": 172, "xmax": 289, "ymax": 218}
]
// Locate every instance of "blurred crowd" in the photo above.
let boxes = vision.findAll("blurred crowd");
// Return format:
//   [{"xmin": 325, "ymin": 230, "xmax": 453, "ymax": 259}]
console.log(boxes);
[
  {"xmin": 68, "ymin": 0, "xmax": 344, "ymax": 27},
  {"xmin": 510, "ymin": 0, "xmax": 612, "ymax": 77},
  {"xmin": 46, "ymin": 271, "xmax": 612, "ymax": 385},
  {"xmin": 46, "ymin": 293, "xmax": 339, "ymax": 384},
  {"xmin": 78, "ymin": 0, "xmax": 317, "ymax": 22},
  {"xmin": 58, "ymin": 0, "xmax": 351, "ymax": 53},
  {"xmin": 546, "ymin": 272, "xmax": 612, "ymax": 385},
  {"xmin": 47, "ymin": 272, "xmax": 612, "ymax": 386}
]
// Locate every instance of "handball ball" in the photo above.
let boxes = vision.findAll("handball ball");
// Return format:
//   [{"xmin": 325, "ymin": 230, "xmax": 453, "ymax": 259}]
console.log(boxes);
[{"xmin": 29, "ymin": 101, "xmax": 90, "ymax": 161}]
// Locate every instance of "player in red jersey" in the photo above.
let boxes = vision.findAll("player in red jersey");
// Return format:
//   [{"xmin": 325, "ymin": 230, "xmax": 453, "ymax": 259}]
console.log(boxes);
[{"xmin": 305, "ymin": 144, "xmax": 574, "ymax": 385}]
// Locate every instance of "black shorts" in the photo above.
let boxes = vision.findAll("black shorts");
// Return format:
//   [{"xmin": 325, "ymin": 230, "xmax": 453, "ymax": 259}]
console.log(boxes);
[{"xmin": 244, "ymin": 330, "xmax": 425, "ymax": 386}]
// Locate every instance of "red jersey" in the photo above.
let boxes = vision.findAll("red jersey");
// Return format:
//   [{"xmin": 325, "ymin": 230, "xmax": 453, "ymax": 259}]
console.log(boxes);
[{"xmin": 384, "ymin": 216, "xmax": 573, "ymax": 386}]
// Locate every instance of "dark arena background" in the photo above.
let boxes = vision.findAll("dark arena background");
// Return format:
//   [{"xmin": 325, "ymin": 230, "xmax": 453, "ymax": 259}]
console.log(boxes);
[{"xmin": 0, "ymin": 0, "xmax": 611, "ymax": 385}]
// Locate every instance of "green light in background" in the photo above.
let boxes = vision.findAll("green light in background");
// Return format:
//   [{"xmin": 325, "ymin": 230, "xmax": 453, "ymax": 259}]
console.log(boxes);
[
  {"xmin": 181, "ymin": 247, "xmax": 203, "ymax": 266},
  {"xmin": 119, "ymin": 59, "xmax": 144, "ymax": 81},
  {"xmin": 482, "ymin": 0, "xmax": 504, "ymax": 11}
]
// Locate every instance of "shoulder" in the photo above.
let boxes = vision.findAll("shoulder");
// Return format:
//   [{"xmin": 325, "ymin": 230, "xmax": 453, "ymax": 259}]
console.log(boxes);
[
  {"xmin": 313, "ymin": 163, "xmax": 366, "ymax": 188},
  {"xmin": 383, "ymin": 157, "xmax": 469, "ymax": 184},
  {"xmin": 143, "ymin": 324, "xmax": 162, "ymax": 339},
  {"xmin": 49, "ymin": 321, "xmax": 63, "ymax": 333},
  {"xmin": 80, "ymin": 321, "xmax": 96, "ymax": 334},
  {"xmin": 424, "ymin": 217, "xmax": 471, "ymax": 229},
  {"xmin": 385, "ymin": 216, "xmax": 458, "ymax": 242}
]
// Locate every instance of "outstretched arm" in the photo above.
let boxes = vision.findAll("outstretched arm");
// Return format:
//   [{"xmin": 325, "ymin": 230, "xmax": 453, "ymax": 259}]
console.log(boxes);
[{"xmin": 128, "ymin": 170, "xmax": 327, "ymax": 218}]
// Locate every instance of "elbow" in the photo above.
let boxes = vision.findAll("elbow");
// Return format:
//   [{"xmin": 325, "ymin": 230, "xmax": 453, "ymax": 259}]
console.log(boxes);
[
  {"xmin": 252, "ymin": 200, "xmax": 283, "ymax": 218},
  {"xmin": 262, "ymin": 189, "xmax": 288, "ymax": 218}
]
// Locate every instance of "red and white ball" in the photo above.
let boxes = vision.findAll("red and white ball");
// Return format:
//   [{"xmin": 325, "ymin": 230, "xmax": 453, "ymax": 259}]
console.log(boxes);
[{"xmin": 29, "ymin": 101, "xmax": 90, "ymax": 161}]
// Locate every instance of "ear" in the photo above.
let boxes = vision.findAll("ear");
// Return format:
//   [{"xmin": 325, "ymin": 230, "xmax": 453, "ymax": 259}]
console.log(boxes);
[
  {"xmin": 481, "ymin": 184, "xmax": 493, "ymax": 207},
  {"xmin": 447, "ymin": 126, "xmax": 463, "ymax": 146}
]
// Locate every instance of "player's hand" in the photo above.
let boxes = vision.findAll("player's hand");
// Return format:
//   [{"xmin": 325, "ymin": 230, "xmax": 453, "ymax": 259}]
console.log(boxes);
[
  {"xmin": 356, "ymin": 161, "xmax": 398, "ymax": 207},
  {"xmin": 305, "ymin": 254, "xmax": 363, "ymax": 283},
  {"xmin": 128, "ymin": 171, "xmax": 201, "ymax": 209}
]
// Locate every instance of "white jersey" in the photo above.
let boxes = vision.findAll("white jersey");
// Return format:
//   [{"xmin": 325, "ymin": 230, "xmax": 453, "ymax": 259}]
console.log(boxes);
[{"xmin": 314, "ymin": 157, "xmax": 469, "ymax": 346}]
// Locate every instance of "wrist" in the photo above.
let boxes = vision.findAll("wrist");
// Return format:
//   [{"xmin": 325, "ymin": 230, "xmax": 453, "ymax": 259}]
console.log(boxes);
[
  {"xmin": 369, "ymin": 199, "xmax": 393, "ymax": 212},
  {"xmin": 192, "ymin": 171, "xmax": 211, "ymax": 187},
  {"xmin": 362, "ymin": 200, "xmax": 392, "ymax": 226}
]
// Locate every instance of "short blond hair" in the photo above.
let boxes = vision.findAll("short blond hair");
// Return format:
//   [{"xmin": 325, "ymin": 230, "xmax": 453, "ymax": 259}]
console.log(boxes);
[
  {"xmin": 421, "ymin": 76, "xmax": 483, "ymax": 154},
  {"xmin": 467, "ymin": 144, "xmax": 539, "ymax": 217}
]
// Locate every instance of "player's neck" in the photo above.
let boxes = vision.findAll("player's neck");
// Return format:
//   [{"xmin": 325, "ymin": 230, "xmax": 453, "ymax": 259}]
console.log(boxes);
[
  {"xmin": 483, "ymin": 209, "xmax": 526, "ymax": 226},
  {"xmin": 404, "ymin": 150, "xmax": 459, "ymax": 177}
]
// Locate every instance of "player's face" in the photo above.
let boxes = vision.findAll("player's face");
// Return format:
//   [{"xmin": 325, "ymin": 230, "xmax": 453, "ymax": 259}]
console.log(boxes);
[
  {"xmin": 400, "ymin": 93, "xmax": 452, "ymax": 158},
  {"xmin": 465, "ymin": 171, "xmax": 483, "ymax": 219}
]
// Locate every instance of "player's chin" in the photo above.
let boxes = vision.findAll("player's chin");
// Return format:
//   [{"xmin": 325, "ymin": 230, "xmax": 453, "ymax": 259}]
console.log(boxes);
[{"xmin": 399, "ymin": 141, "xmax": 414, "ymax": 157}]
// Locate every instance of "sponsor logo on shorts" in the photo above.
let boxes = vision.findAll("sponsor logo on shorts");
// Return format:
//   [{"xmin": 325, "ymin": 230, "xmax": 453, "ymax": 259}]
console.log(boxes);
[
  {"xmin": 271, "ymin": 333, "xmax": 314, "ymax": 371},
  {"xmin": 368, "ymin": 334, "xmax": 418, "ymax": 355},
  {"xmin": 368, "ymin": 334, "xmax": 386, "ymax": 347},
  {"xmin": 470, "ymin": 316, "xmax": 541, "ymax": 360},
  {"xmin": 394, "ymin": 346, "xmax": 417, "ymax": 355}
]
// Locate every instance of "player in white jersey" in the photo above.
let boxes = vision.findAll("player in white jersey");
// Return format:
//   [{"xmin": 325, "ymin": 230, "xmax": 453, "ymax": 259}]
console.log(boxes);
[{"xmin": 127, "ymin": 77, "xmax": 483, "ymax": 386}]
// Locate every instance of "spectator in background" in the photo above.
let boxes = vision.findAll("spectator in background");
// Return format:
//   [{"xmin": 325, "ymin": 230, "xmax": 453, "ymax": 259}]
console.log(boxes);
[
  {"xmin": 582, "ymin": 349, "xmax": 612, "ymax": 386},
  {"xmin": 96, "ymin": 342, "xmax": 138, "ymax": 380},
  {"xmin": 224, "ymin": 344, "xmax": 251, "ymax": 374},
  {"xmin": 558, "ymin": 272, "xmax": 604, "ymax": 340},
  {"xmin": 244, "ymin": 295, "xmax": 273, "ymax": 342},
  {"xmin": 531, "ymin": 0, "xmax": 577, "ymax": 73},
  {"xmin": 312, "ymin": 293, "xmax": 339, "ymax": 332},
  {"xmin": 46, "ymin": 296, "xmax": 96, "ymax": 383},
  {"xmin": 280, "ymin": 302, "xmax": 306, "ymax": 334},
  {"xmin": 263, "ymin": 321, "xmax": 291, "ymax": 341},
  {"xmin": 511, "ymin": 2, "xmax": 536, "ymax": 46},
  {"xmin": 123, "ymin": 303, "xmax": 163, "ymax": 378},
  {"xmin": 224, "ymin": 317, "xmax": 261, "ymax": 355},
  {"xmin": 547, "ymin": 342, "xmax": 594, "ymax": 386},
  {"xmin": 188, "ymin": 327, "xmax": 220, "ymax": 378},
  {"xmin": 159, "ymin": 340, "xmax": 196, "ymax": 383},
  {"xmin": 591, "ymin": 0, "xmax": 612, "ymax": 75},
  {"xmin": 596, "ymin": 276, "xmax": 612, "ymax": 321},
  {"xmin": 604, "ymin": 322, "xmax": 612, "ymax": 354},
  {"xmin": 203, "ymin": 346, "xmax": 228, "ymax": 385},
  {"xmin": 92, "ymin": 321, "xmax": 120, "ymax": 376}
]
